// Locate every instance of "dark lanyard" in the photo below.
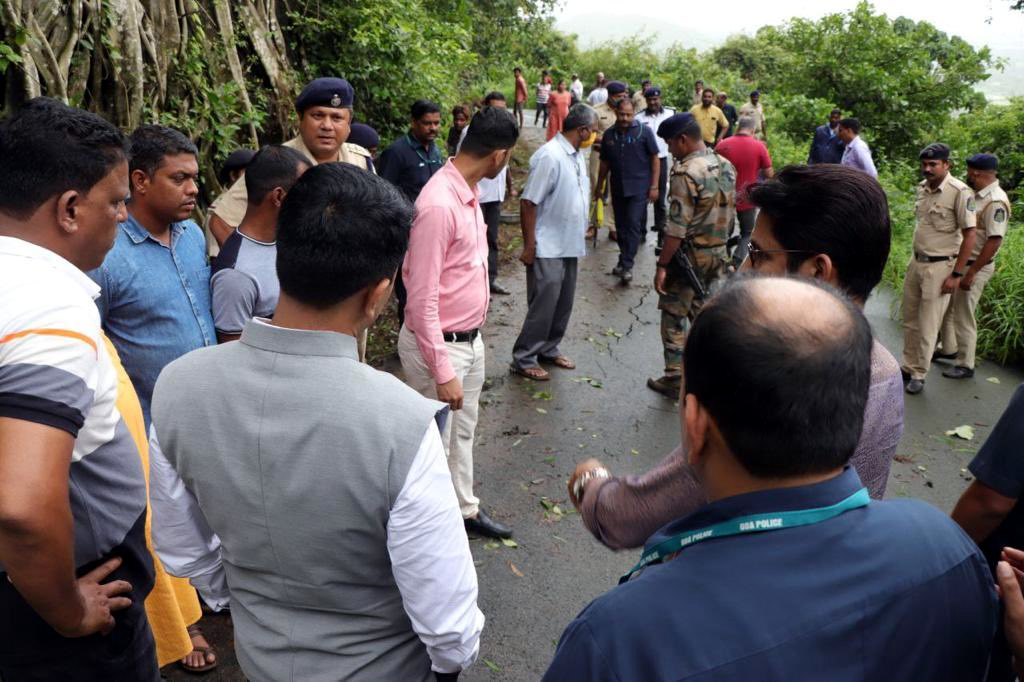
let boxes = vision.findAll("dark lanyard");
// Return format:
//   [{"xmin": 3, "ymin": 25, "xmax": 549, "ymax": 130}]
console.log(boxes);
[
  {"xmin": 620, "ymin": 487, "xmax": 870, "ymax": 584},
  {"xmin": 405, "ymin": 134, "xmax": 441, "ymax": 168}
]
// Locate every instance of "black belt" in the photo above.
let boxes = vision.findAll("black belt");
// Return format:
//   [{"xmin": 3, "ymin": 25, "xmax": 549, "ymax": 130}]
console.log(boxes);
[
  {"xmin": 914, "ymin": 253, "xmax": 955, "ymax": 263},
  {"xmin": 443, "ymin": 329, "xmax": 480, "ymax": 343}
]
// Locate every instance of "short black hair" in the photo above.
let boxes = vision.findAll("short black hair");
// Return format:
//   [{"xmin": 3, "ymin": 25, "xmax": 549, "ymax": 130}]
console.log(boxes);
[
  {"xmin": 684, "ymin": 275, "xmax": 873, "ymax": 478},
  {"xmin": 452, "ymin": 104, "xmax": 469, "ymax": 119},
  {"xmin": 0, "ymin": 97, "xmax": 128, "ymax": 220},
  {"xmin": 129, "ymin": 124, "xmax": 197, "ymax": 178},
  {"xmin": 459, "ymin": 107, "xmax": 519, "ymax": 157},
  {"xmin": 276, "ymin": 163, "xmax": 413, "ymax": 308},
  {"xmin": 838, "ymin": 117, "xmax": 860, "ymax": 134},
  {"xmin": 830, "ymin": 108, "xmax": 842, "ymax": 116},
  {"xmin": 244, "ymin": 145, "xmax": 311, "ymax": 205},
  {"xmin": 613, "ymin": 97, "xmax": 634, "ymax": 111},
  {"xmin": 411, "ymin": 100, "xmax": 441, "ymax": 120},
  {"xmin": 483, "ymin": 91, "xmax": 507, "ymax": 106},
  {"xmin": 748, "ymin": 165, "xmax": 891, "ymax": 301},
  {"xmin": 514, "ymin": 67, "xmax": 522, "ymax": 73},
  {"xmin": 702, "ymin": 87, "xmax": 715, "ymax": 96}
]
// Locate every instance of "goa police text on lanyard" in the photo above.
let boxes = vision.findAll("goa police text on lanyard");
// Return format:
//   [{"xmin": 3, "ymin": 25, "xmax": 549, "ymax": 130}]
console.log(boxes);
[{"xmin": 619, "ymin": 487, "xmax": 870, "ymax": 584}]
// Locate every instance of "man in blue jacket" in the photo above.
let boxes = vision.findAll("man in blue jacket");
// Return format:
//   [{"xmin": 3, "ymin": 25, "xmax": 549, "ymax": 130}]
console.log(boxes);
[{"xmin": 807, "ymin": 108, "xmax": 845, "ymax": 164}]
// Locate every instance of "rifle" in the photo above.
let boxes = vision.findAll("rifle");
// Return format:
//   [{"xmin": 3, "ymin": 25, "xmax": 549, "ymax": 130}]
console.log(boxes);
[{"xmin": 671, "ymin": 239, "xmax": 707, "ymax": 299}]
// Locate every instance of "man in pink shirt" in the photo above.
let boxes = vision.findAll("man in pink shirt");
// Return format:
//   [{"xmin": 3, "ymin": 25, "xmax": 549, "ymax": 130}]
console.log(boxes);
[
  {"xmin": 715, "ymin": 115, "xmax": 773, "ymax": 267},
  {"xmin": 399, "ymin": 106, "xmax": 519, "ymax": 539}
]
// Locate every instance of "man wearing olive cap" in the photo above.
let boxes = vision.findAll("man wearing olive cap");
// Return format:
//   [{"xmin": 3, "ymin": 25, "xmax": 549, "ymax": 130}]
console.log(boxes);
[
  {"xmin": 648, "ymin": 112, "xmax": 736, "ymax": 398},
  {"xmin": 936, "ymin": 153, "xmax": 1011, "ymax": 380},
  {"xmin": 587, "ymin": 80, "xmax": 628, "ymax": 241},
  {"xmin": 207, "ymin": 77, "xmax": 373, "ymax": 249},
  {"xmin": 901, "ymin": 142, "xmax": 975, "ymax": 395}
]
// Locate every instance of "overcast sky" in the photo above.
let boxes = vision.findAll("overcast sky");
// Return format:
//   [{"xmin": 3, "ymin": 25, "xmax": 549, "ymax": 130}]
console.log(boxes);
[{"xmin": 556, "ymin": 0, "xmax": 1024, "ymax": 49}]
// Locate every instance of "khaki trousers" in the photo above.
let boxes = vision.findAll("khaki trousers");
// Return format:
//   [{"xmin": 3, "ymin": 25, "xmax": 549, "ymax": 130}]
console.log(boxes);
[
  {"xmin": 398, "ymin": 324, "xmax": 483, "ymax": 518},
  {"xmin": 939, "ymin": 263, "xmax": 995, "ymax": 369},
  {"xmin": 588, "ymin": 146, "xmax": 615, "ymax": 231},
  {"xmin": 901, "ymin": 258, "xmax": 954, "ymax": 380}
]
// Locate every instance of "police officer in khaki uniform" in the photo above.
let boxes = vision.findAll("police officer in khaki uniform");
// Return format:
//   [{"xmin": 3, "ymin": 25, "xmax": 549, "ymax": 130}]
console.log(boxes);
[
  {"xmin": 206, "ymin": 77, "xmax": 373, "ymax": 249},
  {"xmin": 936, "ymin": 153, "xmax": 1011, "ymax": 379},
  {"xmin": 587, "ymin": 81, "xmax": 628, "ymax": 241},
  {"xmin": 901, "ymin": 143, "xmax": 976, "ymax": 395},
  {"xmin": 648, "ymin": 112, "xmax": 736, "ymax": 397}
]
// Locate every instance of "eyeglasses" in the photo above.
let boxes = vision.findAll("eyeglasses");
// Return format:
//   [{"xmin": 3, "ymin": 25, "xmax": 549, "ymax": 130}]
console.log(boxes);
[{"xmin": 745, "ymin": 244, "xmax": 816, "ymax": 267}]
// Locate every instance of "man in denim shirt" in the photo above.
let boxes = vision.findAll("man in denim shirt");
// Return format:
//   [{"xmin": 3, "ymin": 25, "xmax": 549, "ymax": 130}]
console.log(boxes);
[{"xmin": 89, "ymin": 125, "xmax": 215, "ymax": 427}]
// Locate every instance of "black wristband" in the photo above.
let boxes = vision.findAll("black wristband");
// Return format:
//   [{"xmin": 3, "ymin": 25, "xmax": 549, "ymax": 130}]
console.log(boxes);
[{"xmin": 952, "ymin": 270, "xmax": 964, "ymax": 278}]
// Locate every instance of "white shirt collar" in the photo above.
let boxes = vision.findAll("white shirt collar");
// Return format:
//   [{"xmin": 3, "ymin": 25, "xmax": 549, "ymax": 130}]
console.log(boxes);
[{"xmin": 0, "ymin": 235, "xmax": 101, "ymax": 299}]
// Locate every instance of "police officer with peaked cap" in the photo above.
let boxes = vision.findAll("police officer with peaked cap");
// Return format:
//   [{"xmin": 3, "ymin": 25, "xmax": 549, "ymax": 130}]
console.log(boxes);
[
  {"xmin": 901, "ymin": 142, "xmax": 976, "ymax": 394},
  {"xmin": 207, "ymin": 77, "xmax": 374, "ymax": 248},
  {"xmin": 936, "ymin": 153, "xmax": 1011, "ymax": 379},
  {"xmin": 647, "ymin": 112, "xmax": 736, "ymax": 398}
]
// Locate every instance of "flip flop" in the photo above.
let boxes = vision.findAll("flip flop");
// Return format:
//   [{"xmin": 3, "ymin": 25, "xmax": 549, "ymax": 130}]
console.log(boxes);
[
  {"xmin": 509, "ymin": 364, "xmax": 550, "ymax": 381},
  {"xmin": 540, "ymin": 355, "xmax": 576, "ymax": 370},
  {"xmin": 182, "ymin": 624, "xmax": 218, "ymax": 674}
]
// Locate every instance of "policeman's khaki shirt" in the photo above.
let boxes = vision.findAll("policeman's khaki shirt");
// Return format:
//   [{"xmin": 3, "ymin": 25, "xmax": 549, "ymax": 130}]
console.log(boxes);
[
  {"xmin": 209, "ymin": 135, "xmax": 373, "ymax": 230},
  {"xmin": 970, "ymin": 182, "xmax": 1011, "ymax": 259},
  {"xmin": 912, "ymin": 174, "xmax": 976, "ymax": 257}
]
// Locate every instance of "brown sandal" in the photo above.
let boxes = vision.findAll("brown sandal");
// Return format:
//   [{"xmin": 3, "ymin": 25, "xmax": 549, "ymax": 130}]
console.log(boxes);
[
  {"xmin": 540, "ymin": 355, "xmax": 576, "ymax": 370},
  {"xmin": 509, "ymin": 364, "xmax": 550, "ymax": 381},
  {"xmin": 182, "ymin": 624, "xmax": 218, "ymax": 674}
]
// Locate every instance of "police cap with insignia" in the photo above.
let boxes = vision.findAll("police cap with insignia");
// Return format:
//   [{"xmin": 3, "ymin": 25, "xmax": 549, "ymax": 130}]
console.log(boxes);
[
  {"xmin": 918, "ymin": 143, "xmax": 950, "ymax": 161},
  {"xmin": 644, "ymin": 86, "xmax": 661, "ymax": 98},
  {"xmin": 966, "ymin": 153, "xmax": 998, "ymax": 171},
  {"xmin": 606, "ymin": 81, "xmax": 627, "ymax": 95},
  {"xmin": 295, "ymin": 77, "xmax": 354, "ymax": 114},
  {"xmin": 657, "ymin": 112, "xmax": 701, "ymax": 141}
]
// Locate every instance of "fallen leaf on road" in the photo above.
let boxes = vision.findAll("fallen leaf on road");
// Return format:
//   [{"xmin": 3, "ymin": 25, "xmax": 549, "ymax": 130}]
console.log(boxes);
[
  {"xmin": 483, "ymin": 659, "xmax": 502, "ymax": 672},
  {"xmin": 502, "ymin": 538, "xmax": 519, "ymax": 548},
  {"xmin": 893, "ymin": 454, "xmax": 915, "ymax": 463},
  {"xmin": 552, "ymin": 534, "xmax": 567, "ymax": 543},
  {"xmin": 483, "ymin": 541, "xmax": 501, "ymax": 550},
  {"xmin": 508, "ymin": 561, "xmax": 524, "ymax": 577},
  {"xmin": 987, "ymin": 377, "xmax": 1001, "ymax": 384},
  {"xmin": 532, "ymin": 390, "xmax": 553, "ymax": 401},
  {"xmin": 589, "ymin": 379, "xmax": 603, "ymax": 388},
  {"xmin": 945, "ymin": 425, "xmax": 975, "ymax": 440},
  {"xmin": 630, "ymin": 448, "xmax": 639, "ymax": 456},
  {"xmin": 535, "ymin": 407, "xmax": 547, "ymax": 414},
  {"xmin": 511, "ymin": 438, "xmax": 522, "ymax": 447}
]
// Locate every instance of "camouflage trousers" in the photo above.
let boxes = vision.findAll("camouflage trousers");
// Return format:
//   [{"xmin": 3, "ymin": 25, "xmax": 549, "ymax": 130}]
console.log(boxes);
[{"xmin": 658, "ymin": 246, "xmax": 729, "ymax": 376}]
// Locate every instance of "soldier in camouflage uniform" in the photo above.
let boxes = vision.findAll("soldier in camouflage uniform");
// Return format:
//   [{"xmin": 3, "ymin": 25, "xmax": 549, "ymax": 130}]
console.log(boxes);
[{"xmin": 648, "ymin": 112, "xmax": 736, "ymax": 398}]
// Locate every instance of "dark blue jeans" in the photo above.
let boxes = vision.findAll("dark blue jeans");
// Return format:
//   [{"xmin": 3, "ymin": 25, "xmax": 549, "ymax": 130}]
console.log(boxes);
[{"xmin": 612, "ymin": 193, "xmax": 648, "ymax": 270}]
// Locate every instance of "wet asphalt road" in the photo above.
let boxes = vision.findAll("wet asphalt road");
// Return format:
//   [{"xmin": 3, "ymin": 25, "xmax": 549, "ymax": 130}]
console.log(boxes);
[{"xmin": 164, "ymin": 122, "xmax": 1024, "ymax": 681}]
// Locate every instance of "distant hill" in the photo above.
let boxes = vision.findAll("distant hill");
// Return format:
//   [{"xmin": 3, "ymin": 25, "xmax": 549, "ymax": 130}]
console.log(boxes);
[{"xmin": 557, "ymin": 13, "xmax": 1022, "ymax": 102}]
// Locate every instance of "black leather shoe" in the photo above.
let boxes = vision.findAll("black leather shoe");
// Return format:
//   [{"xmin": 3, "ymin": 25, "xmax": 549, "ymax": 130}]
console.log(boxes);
[
  {"xmin": 906, "ymin": 378, "xmax": 925, "ymax": 395},
  {"xmin": 465, "ymin": 508, "xmax": 512, "ymax": 539},
  {"xmin": 942, "ymin": 365, "xmax": 974, "ymax": 379},
  {"xmin": 611, "ymin": 264, "xmax": 624, "ymax": 277},
  {"xmin": 490, "ymin": 281, "xmax": 511, "ymax": 295},
  {"xmin": 932, "ymin": 350, "xmax": 957, "ymax": 362}
]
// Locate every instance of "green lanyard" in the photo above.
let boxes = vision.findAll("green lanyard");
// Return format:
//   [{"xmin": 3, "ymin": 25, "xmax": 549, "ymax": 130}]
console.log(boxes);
[
  {"xmin": 405, "ymin": 134, "xmax": 442, "ymax": 168},
  {"xmin": 620, "ymin": 487, "xmax": 870, "ymax": 584}
]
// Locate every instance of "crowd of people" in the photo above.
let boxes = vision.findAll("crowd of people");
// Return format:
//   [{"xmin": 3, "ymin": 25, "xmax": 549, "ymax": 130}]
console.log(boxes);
[{"xmin": 0, "ymin": 62, "xmax": 1019, "ymax": 682}]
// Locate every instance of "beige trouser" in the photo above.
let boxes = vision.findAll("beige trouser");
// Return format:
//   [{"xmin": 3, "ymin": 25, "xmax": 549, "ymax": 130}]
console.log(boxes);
[
  {"xmin": 901, "ymin": 258, "xmax": 954, "ymax": 380},
  {"xmin": 938, "ymin": 263, "xmax": 994, "ymax": 369},
  {"xmin": 588, "ymin": 145, "xmax": 615, "ymax": 231},
  {"xmin": 398, "ymin": 324, "xmax": 483, "ymax": 518}
]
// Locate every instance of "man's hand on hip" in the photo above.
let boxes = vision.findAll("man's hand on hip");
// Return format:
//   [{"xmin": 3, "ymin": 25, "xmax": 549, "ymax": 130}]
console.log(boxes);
[
  {"xmin": 63, "ymin": 556, "xmax": 133, "ymax": 637},
  {"xmin": 437, "ymin": 377, "xmax": 464, "ymax": 411}
]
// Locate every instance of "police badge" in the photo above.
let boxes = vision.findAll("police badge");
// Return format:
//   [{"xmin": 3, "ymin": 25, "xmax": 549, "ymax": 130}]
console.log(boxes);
[{"xmin": 330, "ymin": 94, "xmax": 342, "ymax": 107}]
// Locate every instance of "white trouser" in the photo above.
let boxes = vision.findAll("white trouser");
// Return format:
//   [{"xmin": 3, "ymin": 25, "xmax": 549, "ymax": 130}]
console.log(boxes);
[{"xmin": 398, "ymin": 325, "xmax": 484, "ymax": 518}]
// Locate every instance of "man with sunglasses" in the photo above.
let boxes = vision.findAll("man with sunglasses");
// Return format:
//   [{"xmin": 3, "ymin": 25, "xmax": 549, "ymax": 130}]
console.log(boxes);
[{"xmin": 569, "ymin": 164, "xmax": 903, "ymax": 550}]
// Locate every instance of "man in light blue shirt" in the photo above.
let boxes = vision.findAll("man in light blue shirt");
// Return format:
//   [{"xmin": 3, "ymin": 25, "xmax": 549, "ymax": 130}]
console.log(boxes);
[
  {"xmin": 89, "ymin": 125, "xmax": 216, "ymax": 426},
  {"xmin": 511, "ymin": 104, "xmax": 595, "ymax": 379},
  {"xmin": 838, "ymin": 117, "xmax": 877, "ymax": 178}
]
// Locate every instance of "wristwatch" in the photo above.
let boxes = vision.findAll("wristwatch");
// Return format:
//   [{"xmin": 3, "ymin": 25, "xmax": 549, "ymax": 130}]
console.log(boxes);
[{"xmin": 572, "ymin": 466, "xmax": 610, "ymax": 501}]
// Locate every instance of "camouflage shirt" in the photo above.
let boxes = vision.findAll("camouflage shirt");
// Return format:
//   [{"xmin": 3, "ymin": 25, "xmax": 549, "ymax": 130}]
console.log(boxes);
[{"xmin": 666, "ymin": 148, "xmax": 737, "ymax": 247}]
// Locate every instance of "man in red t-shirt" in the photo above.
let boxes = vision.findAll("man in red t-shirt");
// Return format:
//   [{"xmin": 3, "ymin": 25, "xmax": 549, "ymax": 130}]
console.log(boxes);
[
  {"xmin": 715, "ymin": 115, "xmax": 773, "ymax": 266},
  {"xmin": 514, "ymin": 67, "xmax": 529, "ymax": 128}
]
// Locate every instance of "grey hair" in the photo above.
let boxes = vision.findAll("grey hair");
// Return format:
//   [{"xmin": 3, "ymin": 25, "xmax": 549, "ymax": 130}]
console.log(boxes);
[
  {"xmin": 564, "ymin": 103, "xmax": 598, "ymax": 132},
  {"xmin": 738, "ymin": 115, "xmax": 757, "ymax": 131}
]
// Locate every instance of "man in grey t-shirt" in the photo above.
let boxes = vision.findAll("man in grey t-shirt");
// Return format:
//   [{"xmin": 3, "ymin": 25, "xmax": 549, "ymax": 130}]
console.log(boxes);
[{"xmin": 211, "ymin": 145, "xmax": 309, "ymax": 342}]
